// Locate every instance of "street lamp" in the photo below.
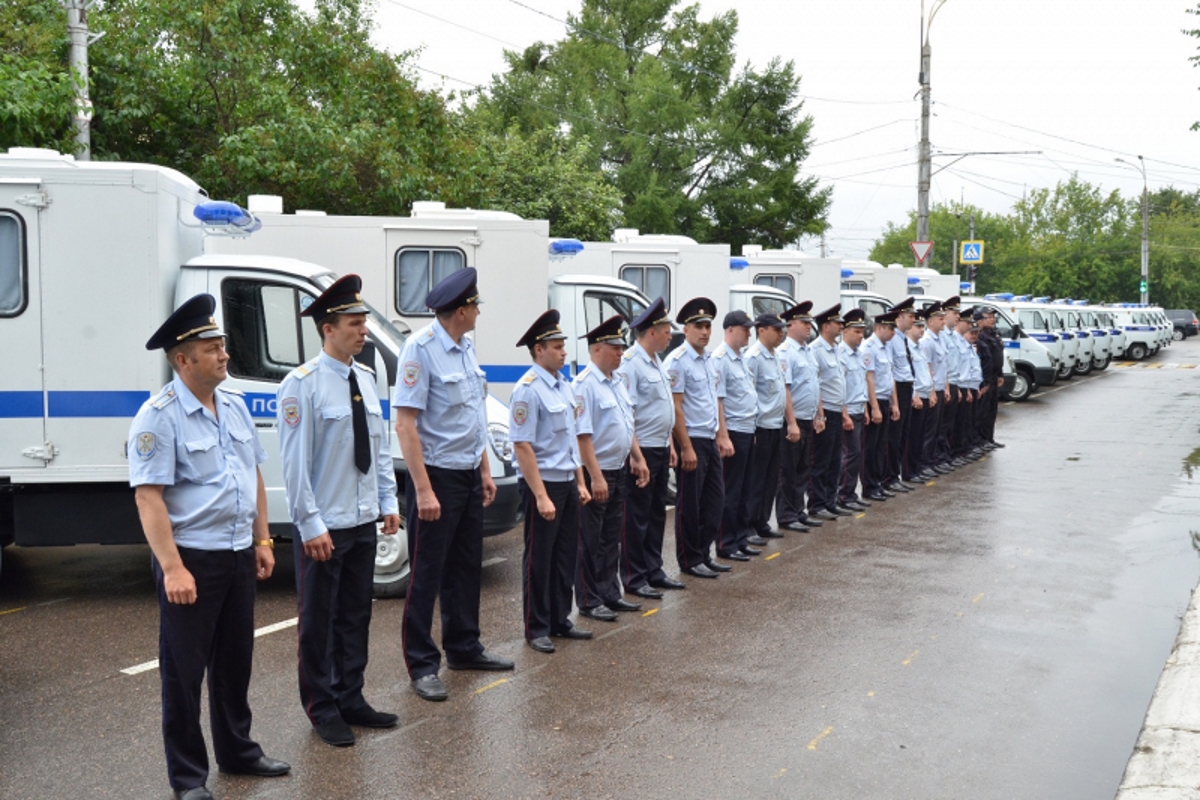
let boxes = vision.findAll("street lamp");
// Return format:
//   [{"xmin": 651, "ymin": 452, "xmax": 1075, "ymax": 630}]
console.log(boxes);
[
  {"xmin": 1116, "ymin": 156, "xmax": 1149, "ymax": 305},
  {"xmin": 916, "ymin": 0, "xmax": 950, "ymax": 266}
]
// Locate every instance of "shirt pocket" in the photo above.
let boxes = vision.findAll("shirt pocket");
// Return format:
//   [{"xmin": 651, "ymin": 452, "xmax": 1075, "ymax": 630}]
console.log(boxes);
[
  {"xmin": 544, "ymin": 401, "xmax": 569, "ymax": 433},
  {"xmin": 183, "ymin": 436, "xmax": 223, "ymax": 484},
  {"xmin": 646, "ymin": 372, "xmax": 668, "ymax": 400},
  {"xmin": 441, "ymin": 372, "xmax": 468, "ymax": 406},
  {"xmin": 321, "ymin": 405, "xmax": 353, "ymax": 441},
  {"xmin": 366, "ymin": 404, "xmax": 384, "ymax": 441}
]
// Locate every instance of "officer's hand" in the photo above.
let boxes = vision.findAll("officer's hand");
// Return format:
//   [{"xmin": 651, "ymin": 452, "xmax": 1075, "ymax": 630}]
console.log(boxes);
[
  {"xmin": 164, "ymin": 566, "xmax": 198, "ymax": 604},
  {"xmin": 381, "ymin": 514, "xmax": 401, "ymax": 536},
  {"xmin": 891, "ymin": 403, "xmax": 901, "ymax": 422},
  {"xmin": 842, "ymin": 414, "xmax": 853, "ymax": 432},
  {"xmin": 944, "ymin": 389, "xmax": 951, "ymax": 403},
  {"xmin": 786, "ymin": 422, "xmax": 800, "ymax": 443},
  {"xmin": 870, "ymin": 407, "xmax": 883, "ymax": 424},
  {"xmin": 577, "ymin": 482, "xmax": 592, "ymax": 506},
  {"xmin": 913, "ymin": 396, "xmax": 924, "ymax": 410},
  {"xmin": 255, "ymin": 545, "xmax": 275, "ymax": 581},
  {"xmin": 633, "ymin": 460, "xmax": 651, "ymax": 488},
  {"xmin": 966, "ymin": 391, "xmax": 974, "ymax": 404},
  {"xmin": 717, "ymin": 435, "xmax": 735, "ymax": 458},
  {"xmin": 536, "ymin": 494, "xmax": 556, "ymax": 520},
  {"xmin": 416, "ymin": 487, "xmax": 442, "ymax": 522},
  {"xmin": 930, "ymin": 392, "xmax": 938, "ymax": 407},
  {"xmin": 998, "ymin": 377, "xmax": 1005, "ymax": 387},
  {"xmin": 681, "ymin": 447, "xmax": 698, "ymax": 472},
  {"xmin": 591, "ymin": 475, "xmax": 609, "ymax": 504},
  {"xmin": 305, "ymin": 533, "xmax": 334, "ymax": 562},
  {"xmin": 481, "ymin": 473, "xmax": 497, "ymax": 508},
  {"xmin": 980, "ymin": 385, "xmax": 989, "ymax": 396},
  {"xmin": 814, "ymin": 416, "xmax": 826, "ymax": 434},
  {"xmin": 669, "ymin": 446, "xmax": 678, "ymax": 469}
]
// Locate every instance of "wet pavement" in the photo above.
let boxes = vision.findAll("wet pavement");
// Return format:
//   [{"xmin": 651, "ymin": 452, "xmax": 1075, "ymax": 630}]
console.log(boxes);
[{"xmin": 4, "ymin": 341, "xmax": 1200, "ymax": 799}]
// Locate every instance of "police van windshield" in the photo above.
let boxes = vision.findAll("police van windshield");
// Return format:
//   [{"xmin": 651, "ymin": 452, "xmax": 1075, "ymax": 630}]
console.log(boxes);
[{"xmin": 1047, "ymin": 310, "xmax": 1064, "ymax": 330}]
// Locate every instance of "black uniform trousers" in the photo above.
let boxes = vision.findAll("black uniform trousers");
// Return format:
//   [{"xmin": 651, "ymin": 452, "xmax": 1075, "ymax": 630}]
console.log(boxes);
[
  {"xmin": 776, "ymin": 418, "xmax": 815, "ymax": 525},
  {"xmin": 923, "ymin": 394, "xmax": 943, "ymax": 467},
  {"xmin": 155, "ymin": 547, "xmax": 262, "ymax": 792},
  {"xmin": 980, "ymin": 379, "xmax": 1001, "ymax": 442},
  {"xmin": 906, "ymin": 401, "xmax": 929, "ymax": 480},
  {"xmin": 402, "ymin": 467, "xmax": 485, "ymax": 681},
  {"xmin": 621, "ymin": 446, "xmax": 671, "ymax": 591},
  {"xmin": 296, "ymin": 521, "xmax": 377, "ymax": 726},
  {"xmin": 718, "ymin": 430, "xmax": 755, "ymax": 554},
  {"xmin": 577, "ymin": 466, "xmax": 627, "ymax": 610},
  {"xmin": 675, "ymin": 436, "xmax": 723, "ymax": 570},
  {"xmin": 809, "ymin": 408, "xmax": 844, "ymax": 514},
  {"xmin": 940, "ymin": 386, "xmax": 959, "ymax": 459},
  {"xmin": 966, "ymin": 388, "xmax": 985, "ymax": 447},
  {"xmin": 838, "ymin": 413, "xmax": 866, "ymax": 505},
  {"xmin": 888, "ymin": 381, "xmax": 914, "ymax": 485},
  {"xmin": 863, "ymin": 399, "xmax": 891, "ymax": 496},
  {"xmin": 520, "ymin": 479, "xmax": 581, "ymax": 640},
  {"xmin": 952, "ymin": 386, "xmax": 972, "ymax": 456},
  {"xmin": 746, "ymin": 426, "xmax": 784, "ymax": 537}
]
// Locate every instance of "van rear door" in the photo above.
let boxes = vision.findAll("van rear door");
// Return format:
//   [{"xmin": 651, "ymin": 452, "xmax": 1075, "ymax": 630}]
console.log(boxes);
[{"xmin": 0, "ymin": 181, "xmax": 45, "ymax": 471}]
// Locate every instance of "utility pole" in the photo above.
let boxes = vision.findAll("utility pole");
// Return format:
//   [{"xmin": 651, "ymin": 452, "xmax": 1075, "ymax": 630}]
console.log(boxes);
[
  {"xmin": 820, "ymin": 231, "xmax": 827, "ymax": 258},
  {"xmin": 1116, "ymin": 156, "xmax": 1150, "ymax": 304},
  {"xmin": 916, "ymin": 0, "xmax": 948, "ymax": 267},
  {"xmin": 64, "ymin": 0, "xmax": 102, "ymax": 160}
]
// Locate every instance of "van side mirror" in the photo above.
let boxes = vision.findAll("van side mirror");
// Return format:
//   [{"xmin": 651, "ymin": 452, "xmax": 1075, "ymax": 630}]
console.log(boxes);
[{"xmin": 1011, "ymin": 324, "xmax": 1023, "ymax": 338}]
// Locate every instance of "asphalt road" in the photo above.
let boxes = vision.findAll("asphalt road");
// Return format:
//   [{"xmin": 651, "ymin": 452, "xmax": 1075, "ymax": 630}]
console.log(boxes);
[{"xmin": 3, "ymin": 340, "xmax": 1200, "ymax": 799}]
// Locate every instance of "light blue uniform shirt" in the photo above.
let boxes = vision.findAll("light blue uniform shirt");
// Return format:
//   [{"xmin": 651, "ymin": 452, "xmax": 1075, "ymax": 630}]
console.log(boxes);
[
  {"xmin": 744, "ymin": 340, "xmax": 788, "ymax": 430},
  {"xmin": 950, "ymin": 330, "xmax": 972, "ymax": 385},
  {"xmin": 890, "ymin": 333, "xmax": 915, "ymax": 382},
  {"xmin": 814, "ymin": 337, "xmax": 846, "ymax": 412},
  {"xmin": 965, "ymin": 344, "xmax": 983, "ymax": 388},
  {"xmin": 128, "ymin": 379, "xmax": 267, "ymax": 551},
  {"xmin": 863, "ymin": 335, "xmax": 895, "ymax": 402},
  {"xmin": 663, "ymin": 344, "xmax": 719, "ymax": 439},
  {"xmin": 709, "ymin": 341, "xmax": 757, "ymax": 435},
  {"xmin": 391, "ymin": 319, "xmax": 488, "ymax": 470},
  {"xmin": 573, "ymin": 362, "xmax": 634, "ymax": 471},
  {"xmin": 277, "ymin": 351, "xmax": 399, "ymax": 543},
  {"xmin": 839, "ymin": 341, "xmax": 868, "ymax": 415},
  {"xmin": 779, "ymin": 337, "xmax": 819, "ymax": 422},
  {"xmin": 509, "ymin": 363, "xmax": 582, "ymax": 482},
  {"xmin": 616, "ymin": 342, "xmax": 675, "ymax": 449},
  {"xmin": 909, "ymin": 334, "xmax": 934, "ymax": 398},
  {"xmin": 944, "ymin": 329, "xmax": 963, "ymax": 386},
  {"xmin": 920, "ymin": 329, "xmax": 948, "ymax": 391}
]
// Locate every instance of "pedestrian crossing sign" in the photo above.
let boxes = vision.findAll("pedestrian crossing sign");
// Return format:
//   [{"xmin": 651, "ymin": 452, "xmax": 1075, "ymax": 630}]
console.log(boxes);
[{"xmin": 960, "ymin": 240, "xmax": 984, "ymax": 265}]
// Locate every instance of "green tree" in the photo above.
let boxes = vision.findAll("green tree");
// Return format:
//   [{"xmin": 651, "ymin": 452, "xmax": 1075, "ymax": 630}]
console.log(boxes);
[
  {"xmin": 1189, "ymin": 3, "xmax": 1200, "ymax": 131},
  {"xmin": 0, "ymin": 1, "xmax": 76, "ymax": 152},
  {"xmin": 472, "ymin": 0, "xmax": 829, "ymax": 248}
]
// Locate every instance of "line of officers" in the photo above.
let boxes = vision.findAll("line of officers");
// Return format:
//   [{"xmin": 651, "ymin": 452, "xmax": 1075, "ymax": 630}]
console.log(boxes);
[{"xmin": 124, "ymin": 268, "xmax": 1004, "ymax": 799}]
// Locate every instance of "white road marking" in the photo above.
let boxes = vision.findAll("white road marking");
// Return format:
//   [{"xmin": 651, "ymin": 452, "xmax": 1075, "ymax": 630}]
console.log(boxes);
[{"xmin": 121, "ymin": 617, "xmax": 299, "ymax": 676}]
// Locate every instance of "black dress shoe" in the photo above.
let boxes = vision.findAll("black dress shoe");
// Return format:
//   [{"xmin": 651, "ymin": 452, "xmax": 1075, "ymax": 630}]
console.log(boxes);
[
  {"xmin": 550, "ymin": 626, "xmax": 593, "ymax": 639},
  {"xmin": 950, "ymin": 458, "xmax": 968, "ymax": 467},
  {"xmin": 650, "ymin": 576, "xmax": 687, "ymax": 590},
  {"xmin": 177, "ymin": 787, "xmax": 214, "ymax": 800},
  {"xmin": 606, "ymin": 598, "xmax": 642, "ymax": 612},
  {"xmin": 631, "ymin": 584, "xmax": 664, "ymax": 599},
  {"xmin": 704, "ymin": 560, "xmax": 733, "ymax": 572},
  {"xmin": 828, "ymin": 506, "xmax": 853, "ymax": 517},
  {"xmin": 682, "ymin": 564, "xmax": 720, "ymax": 579},
  {"xmin": 412, "ymin": 674, "xmax": 449, "ymax": 702},
  {"xmin": 740, "ymin": 546, "xmax": 762, "ymax": 556},
  {"xmin": 528, "ymin": 636, "xmax": 556, "ymax": 653},
  {"xmin": 717, "ymin": 550, "xmax": 750, "ymax": 562},
  {"xmin": 580, "ymin": 605, "xmax": 618, "ymax": 622},
  {"xmin": 881, "ymin": 489, "xmax": 897, "ymax": 498},
  {"xmin": 341, "ymin": 705, "xmax": 399, "ymax": 728},
  {"xmin": 841, "ymin": 502, "xmax": 867, "ymax": 513},
  {"xmin": 916, "ymin": 471, "xmax": 936, "ymax": 481},
  {"xmin": 990, "ymin": 441, "xmax": 1005, "ymax": 448},
  {"xmin": 782, "ymin": 521, "xmax": 811, "ymax": 532},
  {"xmin": 887, "ymin": 482, "xmax": 911, "ymax": 493},
  {"xmin": 865, "ymin": 492, "xmax": 889, "ymax": 502},
  {"xmin": 447, "ymin": 651, "xmax": 515, "ymax": 671},
  {"xmin": 314, "ymin": 717, "xmax": 355, "ymax": 747},
  {"xmin": 811, "ymin": 508, "xmax": 838, "ymax": 521},
  {"xmin": 800, "ymin": 516, "xmax": 823, "ymax": 527},
  {"xmin": 853, "ymin": 497, "xmax": 873, "ymax": 507},
  {"xmin": 759, "ymin": 528, "xmax": 785, "ymax": 539},
  {"xmin": 746, "ymin": 534, "xmax": 769, "ymax": 546},
  {"xmin": 221, "ymin": 755, "xmax": 292, "ymax": 777},
  {"xmin": 932, "ymin": 464, "xmax": 952, "ymax": 475}
]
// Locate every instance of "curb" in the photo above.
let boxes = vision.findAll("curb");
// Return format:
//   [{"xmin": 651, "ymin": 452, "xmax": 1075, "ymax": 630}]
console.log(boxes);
[{"xmin": 1116, "ymin": 580, "xmax": 1200, "ymax": 800}]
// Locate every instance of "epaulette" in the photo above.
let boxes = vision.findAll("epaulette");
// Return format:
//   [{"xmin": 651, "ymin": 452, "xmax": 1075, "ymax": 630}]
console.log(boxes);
[
  {"xmin": 777, "ymin": 338, "xmax": 791, "ymax": 352},
  {"xmin": 746, "ymin": 342, "xmax": 762, "ymax": 357},
  {"xmin": 576, "ymin": 365, "xmax": 591, "ymax": 381},
  {"xmin": 150, "ymin": 386, "xmax": 178, "ymax": 410},
  {"xmin": 217, "ymin": 386, "xmax": 245, "ymax": 397},
  {"xmin": 293, "ymin": 356, "xmax": 321, "ymax": 379},
  {"xmin": 414, "ymin": 325, "xmax": 436, "ymax": 347},
  {"xmin": 520, "ymin": 371, "xmax": 536, "ymax": 385},
  {"xmin": 622, "ymin": 348, "xmax": 636, "ymax": 361},
  {"xmin": 353, "ymin": 360, "xmax": 375, "ymax": 376},
  {"xmin": 713, "ymin": 343, "xmax": 728, "ymax": 358}
]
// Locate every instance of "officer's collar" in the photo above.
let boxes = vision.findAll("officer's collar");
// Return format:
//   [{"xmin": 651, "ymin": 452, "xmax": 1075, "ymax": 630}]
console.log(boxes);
[
  {"xmin": 173, "ymin": 376, "xmax": 230, "ymax": 418},
  {"xmin": 532, "ymin": 362, "xmax": 563, "ymax": 387},
  {"xmin": 319, "ymin": 350, "xmax": 352, "ymax": 378},
  {"xmin": 432, "ymin": 317, "xmax": 467, "ymax": 353}
]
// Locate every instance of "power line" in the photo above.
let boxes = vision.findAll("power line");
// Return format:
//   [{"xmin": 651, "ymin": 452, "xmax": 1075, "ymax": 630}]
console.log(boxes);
[{"xmin": 810, "ymin": 119, "xmax": 916, "ymax": 149}]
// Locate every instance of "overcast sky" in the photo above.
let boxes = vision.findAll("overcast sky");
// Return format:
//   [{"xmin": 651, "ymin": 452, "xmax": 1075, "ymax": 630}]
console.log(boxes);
[{"xmin": 358, "ymin": 0, "xmax": 1200, "ymax": 259}]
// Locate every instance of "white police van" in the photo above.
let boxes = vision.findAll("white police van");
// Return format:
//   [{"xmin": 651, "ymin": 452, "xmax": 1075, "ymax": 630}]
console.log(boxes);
[
  {"xmin": 1069, "ymin": 301, "xmax": 1113, "ymax": 370},
  {"xmin": 960, "ymin": 296, "xmax": 1059, "ymax": 400},
  {"xmin": 1109, "ymin": 304, "xmax": 1162, "ymax": 360}
]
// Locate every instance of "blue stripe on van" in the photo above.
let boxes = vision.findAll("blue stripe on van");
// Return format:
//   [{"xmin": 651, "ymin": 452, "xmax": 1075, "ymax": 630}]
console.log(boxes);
[
  {"xmin": 1004, "ymin": 341, "xmax": 1020, "ymax": 349},
  {"xmin": 482, "ymin": 364, "xmax": 533, "ymax": 383},
  {"xmin": 0, "ymin": 391, "xmax": 44, "ymax": 418},
  {"xmin": 48, "ymin": 391, "xmax": 150, "ymax": 417}
]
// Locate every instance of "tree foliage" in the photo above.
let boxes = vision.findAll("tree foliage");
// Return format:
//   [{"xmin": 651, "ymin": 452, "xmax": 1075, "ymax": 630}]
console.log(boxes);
[
  {"xmin": 1189, "ymin": 3, "xmax": 1200, "ymax": 131},
  {"xmin": 471, "ymin": 0, "xmax": 829, "ymax": 248},
  {"xmin": 0, "ymin": 1, "xmax": 76, "ymax": 152}
]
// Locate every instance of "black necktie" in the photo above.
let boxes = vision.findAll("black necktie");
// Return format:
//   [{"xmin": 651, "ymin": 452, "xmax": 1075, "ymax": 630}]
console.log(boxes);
[{"xmin": 348, "ymin": 369, "xmax": 370, "ymax": 474}]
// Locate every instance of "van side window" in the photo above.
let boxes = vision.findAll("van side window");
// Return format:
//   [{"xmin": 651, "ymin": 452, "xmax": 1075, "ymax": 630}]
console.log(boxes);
[
  {"xmin": 583, "ymin": 291, "xmax": 647, "ymax": 338},
  {"xmin": 753, "ymin": 274, "xmax": 794, "ymax": 296},
  {"xmin": 841, "ymin": 280, "xmax": 868, "ymax": 291},
  {"xmin": 858, "ymin": 299, "xmax": 890, "ymax": 327},
  {"xmin": 619, "ymin": 265, "xmax": 669, "ymax": 304},
  {"xmin": 0, "ymin": 212, "xmax": 25, "ymax": 316},
  {"xmin": 752, "ymin": 296, "xmax": 788, "ymax": 317},
  {"xmin": 909, "ymin": 287, "xmax": 925, "ymax": 295},
  {"xmin": 222, "ymin": 279, "xmax": 320, "ymax": 382},
  {"xmin": 396, "ymin": 248, "xmax": 465, "ymax": 315}
]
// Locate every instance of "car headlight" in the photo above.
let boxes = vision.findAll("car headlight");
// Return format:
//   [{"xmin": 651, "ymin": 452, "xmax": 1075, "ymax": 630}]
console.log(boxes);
[{"xmin": 488, "ymin": 422, "xmax": 514, "ymax": 464}]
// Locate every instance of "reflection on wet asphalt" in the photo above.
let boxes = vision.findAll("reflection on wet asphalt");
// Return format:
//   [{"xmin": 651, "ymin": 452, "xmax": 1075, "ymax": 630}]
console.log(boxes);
[{"xmin": 3, "ymin": 343, "xmax": 1200, "ymax": 799}]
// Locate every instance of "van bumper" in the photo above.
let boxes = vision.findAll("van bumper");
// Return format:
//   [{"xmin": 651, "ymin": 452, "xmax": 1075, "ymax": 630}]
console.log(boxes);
[{"xmin": 1034, "ymin": 366, "xmax": 1057, "ymax": 387}]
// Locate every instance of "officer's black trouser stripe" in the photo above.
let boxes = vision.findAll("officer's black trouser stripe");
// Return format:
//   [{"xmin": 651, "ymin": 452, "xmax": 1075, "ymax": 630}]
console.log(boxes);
[
  {"xmin": 863, "ymin": 398, "xmax": 890, "ymax": 495},
  {"xmin": 888, "ymin": 382, "xmax": 913, "ymax": 485},
  {"xmin": 520, "ymin": 479, "xmax": 579, "ymax": 640},
  {"xmin": 621, "ymin": 446, "xmax": 670, "ymax": 590},
  {"xmin": 156, "ymin": 547, "xmax": 262, "ymax": 791},
  {"xmin": 674, "ymin": 436, "xmax": 723, "ymax": 570},
  {"xmin": 402, "ymin": 467, "xmax": 484, "ymax": 680},
  {"xmin": 719, "ymin": 430, "xmax": 755, "ymax": 553},
  {"xmin": 577, "ymin": 467, "xmax": 626, "ymax": 609},
  {"xmin": 746, "ymin": 426, "xmax": 783, "ymax": 537},
  {"xmin": 809, "ymin": 408, "xmax": 843, "ymax": 513},
  {"xmin": 776, "ymin": 418, "xmax": 814, "ymax": 525}
]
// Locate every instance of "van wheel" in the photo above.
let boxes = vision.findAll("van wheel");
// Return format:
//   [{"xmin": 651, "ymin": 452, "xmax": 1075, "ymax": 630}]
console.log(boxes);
[
  {"xmin": 1092, "ymin": 355, "xmax": 1110, "ymax": 371},
  {"xmin": 1127, "ymin": 342, "xmax": 1148, "ymax": 361},
  {"xmin": 1057, "ymin": 360, "xmax": 1074, "ymax": 379},
  {"xmin": 1073, "ymin": 358, "xmax": 1093, "ymax": 375},
  {"xmin": 1008, "ymin": 369, "xmax": 1033, "ymax": 402},
  {"xmin": 373, "ymin": 520, "xmax": 410, "ymax": 598}
]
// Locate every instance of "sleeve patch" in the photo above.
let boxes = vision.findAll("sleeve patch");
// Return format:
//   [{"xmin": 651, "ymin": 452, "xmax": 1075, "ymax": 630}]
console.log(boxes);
[
  {"xmin": 575, "ymin": 396, "xmax": 585, "ymax": 418},
  {"xmin": 668, "ymin": 369, "xmax": 681, "ymax": 389},
  {"xmin": 282, "ymin": 396, "xmax": 301, "ymax": 427},
  {"xmin": 512, "ymin": 401, "xmax": 529, "ymax": 426},
  {"xmin": 134, "ymin": 432, "xmax": 157, "ymax": 460},
  {"xmin": 403, "ymin": 360, "xmax": 420, "ymax": 387}
]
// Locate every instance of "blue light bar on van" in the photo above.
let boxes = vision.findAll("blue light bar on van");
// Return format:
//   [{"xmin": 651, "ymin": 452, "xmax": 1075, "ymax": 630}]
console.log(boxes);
[
  {"xmin": 194, "ymin": 201, "xmax": 260, "ymax": 233},
  {"xmin": 1013, "ymin": 295, "xmax": 1031, "ymax": 301},
  {"xmin": 841, "ymin": 268, "xmax": 854, "ymax": 279},
  {"xmin": 984, "ymin": 293, "xmax": 1014, "ymax": 301},
  {"xmin": 1032, "ymin": 297, "xmax": 1050, "ymax": 303},
  {"xmin": 907, "ymin": 276, "xmax": 921, "ymax": 285},
  {"xmin": 549, "ymin": 239, "xmax": 584, "ymax": 256},
  {"xmin": 959, "ymin": 282, "xmax": 972, "ymax": 291},
  {"xmin": 1073, "ymin": 299, "xmax": 1088, "ymax": 305},
  {"xmin": 730, "ymin": 257, "xmax": 749, "ymax": 270}
]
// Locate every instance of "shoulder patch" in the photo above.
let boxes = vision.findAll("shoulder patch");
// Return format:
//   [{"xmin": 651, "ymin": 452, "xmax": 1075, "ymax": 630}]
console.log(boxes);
[
  {"xmin": 576, "ymin": 365, "xmax": 591, "ymax": 381},
  {"xmin": 150, "ymin": 387, "xmax": 178, "ymax": 410},
  {"xmin": 746, "ymin": 342, "xmax": 762, "ymax": 357},
  {"xmin": 133, "ymin": 431, "xmax": 158, "ymax": 460},
  {"xmin": 512, "ymin": 400, "xmax": 529, "ymax": 426},
  {"xmin": 217, "ymin": 385, "xmax": 244, "ymax": 397},
  {"xmin": 403, "ymin": 360, "xmax": 420, "ymax": 387},
  {"xmin": 281, "ymin": 396, "xmax": 301, "ymax": 427}
]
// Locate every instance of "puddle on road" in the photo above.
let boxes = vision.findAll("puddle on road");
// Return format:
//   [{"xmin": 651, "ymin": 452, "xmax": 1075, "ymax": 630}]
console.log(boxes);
[{"xmin": 1183, "ymin": 446, "xmax": 1200, "ymax": 481}]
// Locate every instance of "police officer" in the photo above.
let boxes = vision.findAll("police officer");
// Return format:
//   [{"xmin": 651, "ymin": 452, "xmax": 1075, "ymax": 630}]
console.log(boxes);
[
  {"xmin": 744, "ymin": 313, "xmax": 801, "ymax": 540},
  {"xmin": 837, "ymin": 308, "xmax": 870, "ymax": 512},
  {"xmin": 574, "ymin": 315, "xmax": 650, "ymax": 620},
  {"xmin": 919, "ymin": 302, "xmax": 950, "ymax": 474},
  {"xmin": 709, "ymin": 310, "xmax": 759, "ymax": 562},
  {"xmin": 617, "ymin": 298, "xmax": 686, "ymax": 598},
  {"xmin": 130, "ymin": 294, "xmax": 289, "ymax": 800},
  {"xmin": 886, "ymin": 297, "xmax": 919, "ymax": 494},
  {"xmin": 950, "ymin": 309, "xmax": 977, "ymax": 462},
  {"xmin": 938, "ymin": 297, "xmax": 963, "ymax": 466},
  {"xmin": 808, "ymin": 304, "xmax": 847, "ymax": 521},
  {"xmin": 964, "ymin": 310, "xmax": 988, "ymax": 456},
  {"xmin": 776, "ymin": 301, "xmax": 823, "ymax": 532},
  {"xmin": 663, "ymin": 297, "xmax": 729, "ymax": 579},
  {"xmin": 392, "ymin": 268, "xmax": 514, "ymax": 705},
  {"xmin": 862, "ymin": 310, "xmax": 901, "ymax": 502},
  {"xmin": 975, "ymin": 305, "xmax": 1006, "ymax": 449},
  {"xmin": 510, "ymin": 309, "xmax": 592, "ymax": 653},
  {"xmin": 905, "ymin": 309, "xmax": 937, "ymax": 483},
  {"xmin": 278, "ymin": 274, "xmax": 402, "ymax": 748}
]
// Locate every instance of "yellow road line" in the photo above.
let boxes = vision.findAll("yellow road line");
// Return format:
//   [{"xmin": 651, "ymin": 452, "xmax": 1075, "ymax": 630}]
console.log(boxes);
[
  {"xmin": 902, "ymin": 649, "xmax": 919, "ymax": 666},
  {"xmin": 855, "ymin": 512, "xmax": 866, "ymax": 519},
  {"xmin": 475, "ymin": 678, "xmax": 508, "ymax": 695},
  {"xmin": 642, "ymin": 607, "xmax": 659, "ymax": 617},
  {"xmin": 765, "ymin": 552, "xmax": 781, "ymax": 561},
  {"xmin": 973, "ymin": 593, "xmax": 985, "ymax": 603},
  {"xmin": 807, "ymin": 726, "xmax": 834, "ymax": 750},
  {"xmin": 0, "ymin": 606, "xmax": 27, "ymax": 616}
]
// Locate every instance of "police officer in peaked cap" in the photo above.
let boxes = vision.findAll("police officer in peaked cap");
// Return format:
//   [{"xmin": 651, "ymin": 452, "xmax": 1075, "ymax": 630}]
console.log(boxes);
[
  {"xmin": 129, "ymin": 294, "xmax": 290, "ymax": 800},
  {"xmin": 808, "ymin": 304, "xmax": 847, "ymax": 520},
  {"xmin": 776, "ymin": 301, "xmax": 823, "ymax": 531},
  {"xmin": 885, "ymin": 297, "xmax": 919, "ymax": 493}
]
